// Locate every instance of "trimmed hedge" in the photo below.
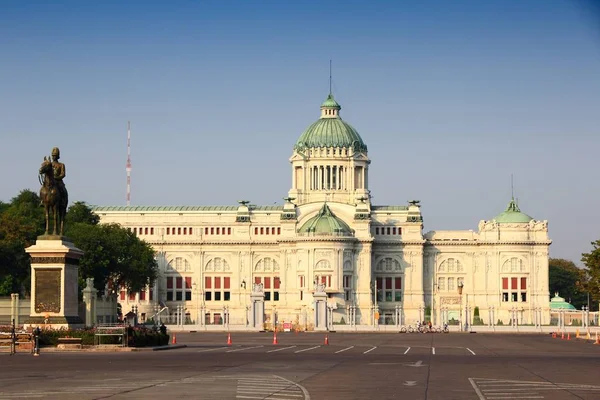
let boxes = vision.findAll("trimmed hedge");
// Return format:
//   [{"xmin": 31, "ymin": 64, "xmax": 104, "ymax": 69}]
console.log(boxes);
[{"xmin": 35, "ymin": 325, "xmax": 169, "ymax": 347}]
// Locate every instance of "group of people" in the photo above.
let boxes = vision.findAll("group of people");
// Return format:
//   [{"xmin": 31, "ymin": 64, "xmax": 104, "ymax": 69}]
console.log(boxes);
[{"xmin": 416, "ymin": 320, "xmax": 449, "ymax": 333}]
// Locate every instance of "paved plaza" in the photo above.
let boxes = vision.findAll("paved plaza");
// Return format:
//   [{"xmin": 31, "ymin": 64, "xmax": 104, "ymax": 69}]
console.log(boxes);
[{"xmin": 2, "ymin": 332, "xmax": 600, "ymax": 399}]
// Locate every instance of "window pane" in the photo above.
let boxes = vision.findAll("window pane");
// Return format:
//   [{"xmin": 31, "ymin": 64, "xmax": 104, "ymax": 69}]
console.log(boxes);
[
  {"xmin": 204, "ymin": 292, "xmax": 211, "ymax": 301},
  {"xmin": 385, "ymin": 278, "xmax": 392, "ymax": 290},
  {"xmin": 376, "ymin": 277, "xmax": 382, "ymax": 290},
  {"xmin": 185, "ymin": 277, "xmax": 192, "ymax": 289},
  {"xmin": 502, "ymin": 277, "xmax": 508, "ymax": 290},
  {"xmin": 395, "ymin": 277, "xmax": 402, "ymax": 290},
  {"xmin": 502, "ymin": 293, "xmax": 508, "ymax": 302},
  {"xmin": 215, "ymin": 277, "xmax": 221, "ymax": 289},
  {"xmin": 377, "ymin": 291, "xmax": 383, "ymax": 302},
  {"xmin": 521, "ymin": 277, "xmax": 527, "ymax": 290},
  {"xmin": 264, "ymin": 277, "xmax": 271, "ymax": 289},
  {"xmin": 175, "ymin": 291, "xmax": 183, "ymax": 301},
  {"xmin": 511, "ymin": 277, "xmax": 518, "ymax": 290},
  {"xmin": 448, "ymin": 277, "xmax": 455, "ymax": 291},
  {"xmin": 215, "ymin": 292, "xmax": 221, "ymax": 301},
  {"xmin": 511, "ymin": 293, "xmax": 518, "ymax": 302},
  {"xmin": 274, "ymin": 291, "xmax": 279, "ymax": 301},
  {"xmin": 385, "ymin": 291, "xmax": 392, "ymax": 302},
  {"xmin": 140, "ymin": 291, "xmax": 146, "ymax": 301},
  {"xmin": 205, "ymin": 276, "xmax": 211, "ymax": 289},
  {"xmin": 521, "ymin": 293, "xmax": 527, "ymax": 302},
  {"xmin": 176, "ymin": 277, "xmax": 183, "ymax": 289},
  {"xmin": 265, "ymin": 292, "xmax": 271, "ymax": 301},
  {"xmin": 224, "ymin": 291, "xmax": 230, "ymax": 301},
  {"xmin": 167, "ymin": 277, "xmax": 173, "ymax": 289},
  {"xmin": 167, "ymin": 292, "xmax": 173, "ymax": 301},
  {"xmin": 274, "ymin": 277, "xmax": 280, "ymax": 289},
  {"xmin": 224, "ymin": 277, "xmax": 230, "ymax": 289},
  {"xmin": 395, "ymin": 292, "xmax": 402, "ymax": 302},
  {"xmin": 185, "ymin": 291, "xmax": 191, "ymax": 301},
  {"xmin": 255, "ymin": 276, "xmax": 261, "ymax": 284}
]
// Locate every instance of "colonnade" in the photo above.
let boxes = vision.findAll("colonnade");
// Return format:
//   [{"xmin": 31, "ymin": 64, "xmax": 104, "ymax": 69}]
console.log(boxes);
[{"xmin": 308, "ymin": 165, "xmax": 365, "ymax": 190}]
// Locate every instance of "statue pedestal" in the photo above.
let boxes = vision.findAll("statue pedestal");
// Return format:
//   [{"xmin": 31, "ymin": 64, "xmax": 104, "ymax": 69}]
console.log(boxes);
[{"xmin": 25, "ymin": 237, "xmax": 84, "ymax": 329}]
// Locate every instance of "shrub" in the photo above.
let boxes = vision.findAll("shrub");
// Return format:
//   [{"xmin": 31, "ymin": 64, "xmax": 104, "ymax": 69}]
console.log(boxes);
[{"xmin": 36, "ymin": 325, "xmax": 168, "ymax": 347}]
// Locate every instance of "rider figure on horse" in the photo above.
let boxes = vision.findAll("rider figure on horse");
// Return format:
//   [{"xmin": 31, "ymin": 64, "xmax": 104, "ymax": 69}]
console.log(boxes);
[{"xmin": 51, "ymin": 147, "xmax": 67, "ymax": 202}]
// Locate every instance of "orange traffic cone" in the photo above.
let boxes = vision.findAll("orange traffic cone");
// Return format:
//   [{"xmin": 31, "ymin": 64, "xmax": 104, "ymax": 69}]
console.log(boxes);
[
  {"xmin": 567, "ymin": 333, "xmax": 571, "ymax": 341},
  {"xmin": 324, "ymin": 334, "xmax": 329, "ymax": 345},
  {"xmin": 227, "ymin": 332, "xmax": 232, "ymax": 346},
  {"xmin": 273, "ymin": 331, "xmax": 278, "ymax": 345},
  {"xmin": 172, "ymin": 334, "xmax": 177, "ymax": 345},
  {"xmin": 561, "ymin": 332, "xmax": 565, "ymax": 340},
  {"xmin": 595, "ymin": 332, "xmax": 600, "ymax": 345},
  {"xmin": 552, "ymin": 332, "xmax": 556, "ymax": 338}
]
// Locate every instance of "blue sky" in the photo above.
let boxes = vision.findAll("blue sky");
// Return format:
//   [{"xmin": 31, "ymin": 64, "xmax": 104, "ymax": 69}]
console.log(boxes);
[{"xmin": 1, "ymin": 0, "xmax": 599, "ymax": 265}]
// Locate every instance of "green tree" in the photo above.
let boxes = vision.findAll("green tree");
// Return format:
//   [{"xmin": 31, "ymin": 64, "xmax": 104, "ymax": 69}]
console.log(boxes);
[
  {"xmin": 67, "ymin": 222, "xmax": 158, "ymax": 293},
  {"xmin": 65, "ymin": 201, "xmax": 100, "ymax": 226},
  {"xmin": 549, "ymin": 258, "xmax": 588, "ymax": 309},
  {"xmin": 582, "ymin": 241, "xmax": 600, "ymax": 311},
  {"xmin": 0, "ymin": 190, "xmax": 45, "ymax": 295}
]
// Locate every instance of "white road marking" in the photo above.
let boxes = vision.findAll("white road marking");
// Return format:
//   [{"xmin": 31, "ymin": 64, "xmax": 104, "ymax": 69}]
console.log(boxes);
[
  {"xmin": 363, "ymin": 346, "xmax": 376, "ymax": 354},
  {"xmin": 470, "ymin": 377, "xmax": 600, "ymax": 400},
  {"xmin": 432, "ymin": 347, "xmax": 435, "ymax": 355},
  {"xmin": 227, "ymin": 345, "xmax": 264, "ymax": 353},
  {"xmin": 335, "ymin": 346, "xmax": 354, "ymax": 353},
  {"xmin": 197, "ymin": 346, "xmax": 228, "ymax": 353},
  {"xmin": 236, "ymin": 374, "xmax": 310, "ymax": 400},
  {"xmin": 404, "ymin": 347, "xmax": 411, "ymax": 354},
  {"xmin": 467, "ymin": 347, "xmax": 476, "ymax": 355},
  {"xmin": 267, "ymin": 345, "xmax": 297, "ymax": 353},
  {"xmin": 295, "ymin": 345, "xmax": 320, "ymax": 353}
]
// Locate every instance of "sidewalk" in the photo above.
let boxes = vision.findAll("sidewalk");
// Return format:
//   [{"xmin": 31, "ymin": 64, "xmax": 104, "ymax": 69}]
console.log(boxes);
[{"xmin": 0, "ymin": 344, "xmax": 187, "ymax": 353}]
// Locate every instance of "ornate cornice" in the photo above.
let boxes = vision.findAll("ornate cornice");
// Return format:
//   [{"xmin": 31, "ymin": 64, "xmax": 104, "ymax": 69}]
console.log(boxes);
[
  {"xmin": 425, "ymin": 240, "xmax": 552, "ymax": 246},
  {"xmin": 30, "ymin": 256, "xmax": 79, "ymax": 266}
]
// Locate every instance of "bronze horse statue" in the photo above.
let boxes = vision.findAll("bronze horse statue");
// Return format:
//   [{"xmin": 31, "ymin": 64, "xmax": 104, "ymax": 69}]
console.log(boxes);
[{"xmin": 39, "ymin": 156, "xmax": 68, "ymax": 236}]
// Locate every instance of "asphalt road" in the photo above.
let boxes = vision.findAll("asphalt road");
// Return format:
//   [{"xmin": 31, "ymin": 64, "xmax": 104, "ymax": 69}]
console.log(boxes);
[{"xmin": 2, "ymin": 332, "xmax": 600, "ymax": 400}]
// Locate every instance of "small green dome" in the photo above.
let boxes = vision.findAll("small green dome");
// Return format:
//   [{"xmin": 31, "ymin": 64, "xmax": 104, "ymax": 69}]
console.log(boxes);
[
  {"xmin": 294, "ymin": 94, "xmax": 367, "ymax": 152},
  {"xmin": 298, "ymin": 203, "xmax": 354, "ymax": 237},
  {"xmin": 549, "ymin": 293, "xmax": 576, "ymax": 310},
  {"xmin": 493, "ymin": 199, "xmax": 534, "ymax": 223},
  {"xmin": 321, "ymin": 94, "xmax": 341, "ymax": 109}
]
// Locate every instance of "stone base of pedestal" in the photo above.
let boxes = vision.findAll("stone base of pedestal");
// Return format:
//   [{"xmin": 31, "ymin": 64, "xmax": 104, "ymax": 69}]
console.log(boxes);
[{"xmin": 25, "ymin": 237, "xmax": 84, "ymax": 331}]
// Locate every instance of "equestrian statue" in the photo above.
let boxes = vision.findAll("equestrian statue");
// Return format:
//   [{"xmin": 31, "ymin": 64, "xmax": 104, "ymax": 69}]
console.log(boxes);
[{"xmin": 39, "ymin": 147, "xmax": 68, "ymax": 236}]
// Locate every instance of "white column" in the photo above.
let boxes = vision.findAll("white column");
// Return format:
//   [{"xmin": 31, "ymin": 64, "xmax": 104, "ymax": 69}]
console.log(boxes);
[
  {"xmin": 292, "ymin": 164, "xmax": 297, "ymax": 189},
  {"xmin": 319, "ymin": 166, "xmax": 323, "ymax": 190}
]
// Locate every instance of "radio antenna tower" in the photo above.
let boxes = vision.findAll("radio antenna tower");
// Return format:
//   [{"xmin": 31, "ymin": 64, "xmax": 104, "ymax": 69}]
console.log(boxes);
[{"xmin": 126, "ymin": 121, "xmax": 132, "ymax": 206}]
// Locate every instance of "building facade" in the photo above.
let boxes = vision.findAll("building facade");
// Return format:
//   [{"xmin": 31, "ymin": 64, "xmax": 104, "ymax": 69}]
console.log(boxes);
[{"xmin": 94, "ymin": 93, "xmax": 551, "ymax": 328}]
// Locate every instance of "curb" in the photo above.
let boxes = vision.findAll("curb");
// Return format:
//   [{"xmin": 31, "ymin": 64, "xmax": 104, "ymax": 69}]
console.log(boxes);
[{"xmin": 0, "ymin": 344, "xmax": 188, "ymax": 353}]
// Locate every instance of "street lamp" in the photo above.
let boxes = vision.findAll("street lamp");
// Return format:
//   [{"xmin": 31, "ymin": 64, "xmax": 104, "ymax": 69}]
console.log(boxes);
[
  {"xmin": 458, "ymin": 281, "xmax": 464, "ymax": 332},
  {"xmin": 371, "ymin": 281, "xmax": 379, "ymax": 326}
]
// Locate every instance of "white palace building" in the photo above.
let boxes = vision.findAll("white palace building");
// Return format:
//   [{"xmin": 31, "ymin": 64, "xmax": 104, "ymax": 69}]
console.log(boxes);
[{"xmin": 94, "ymin": 93, "xmax": 552, "ymax": 330}]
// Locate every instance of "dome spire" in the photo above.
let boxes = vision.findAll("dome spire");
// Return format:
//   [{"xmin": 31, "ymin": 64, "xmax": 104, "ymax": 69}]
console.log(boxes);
[{"xmin": 329, "ymin": 59, "xmax": 332, "ymax": 96}]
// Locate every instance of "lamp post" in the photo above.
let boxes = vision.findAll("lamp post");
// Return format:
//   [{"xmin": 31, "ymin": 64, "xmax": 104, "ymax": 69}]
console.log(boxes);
[
  {"xmin": 371, "ymin": 281, "xmax": 379, "ymax": 326},
  {"xmin": 458, "ymin": 281, "xmax": 464, "ymax": 332}
]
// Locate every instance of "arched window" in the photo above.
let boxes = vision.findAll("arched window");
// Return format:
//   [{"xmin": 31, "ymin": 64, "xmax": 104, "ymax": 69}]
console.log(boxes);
[
  {"xmin": 254, "ymin": 257, "xmax": 280, "ymax": 301},
  {"xmin": 205, "ymin": 257, "xmax": 230, "ymax": 272},
  {"xmin": 436, "ymin": 258, "xmax": 465, "ymax": 292}
]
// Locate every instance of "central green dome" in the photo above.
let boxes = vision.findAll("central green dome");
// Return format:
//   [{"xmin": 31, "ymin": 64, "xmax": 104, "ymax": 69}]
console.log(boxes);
[
  {"xmin": 298, "ymin": 203, "xmax": 354, "ymax": 237},
  {"xmin": 493, "ymin": 199, "xmax": 534, "ymax": 223},
  {"xmin": 294, "ymin": 94, "xmax": 367, "ymax": 152}
]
